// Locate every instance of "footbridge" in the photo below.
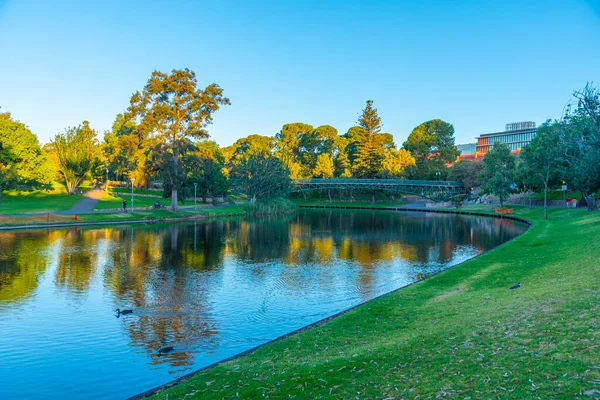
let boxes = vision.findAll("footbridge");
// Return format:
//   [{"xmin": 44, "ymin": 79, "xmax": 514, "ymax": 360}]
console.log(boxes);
[{"xmin": 291, "ymin": 178, "xmax": 467, "ymax": 202}]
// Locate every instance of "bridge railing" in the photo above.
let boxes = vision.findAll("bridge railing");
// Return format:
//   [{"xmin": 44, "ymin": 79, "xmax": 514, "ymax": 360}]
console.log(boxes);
[{"xmin": 292, "ymin": 178, "xmax": 464, "ymax": 187}]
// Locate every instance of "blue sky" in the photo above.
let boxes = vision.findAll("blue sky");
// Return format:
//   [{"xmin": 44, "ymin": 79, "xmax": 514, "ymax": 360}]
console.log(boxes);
[{"xmin": 0, "ymin": 0, "xmax": 598, "ymax": 146}]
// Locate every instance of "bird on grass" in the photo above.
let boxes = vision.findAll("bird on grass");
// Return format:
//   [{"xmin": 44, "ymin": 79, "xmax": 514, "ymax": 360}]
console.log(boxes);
[
  {"xmin": 158, "ymin": 346, "xmax": 174, "ymax": 356},
  {"xmin": 509, "ymin": 283, "xmax": 521, "ymax": 290},
  {"xmin": 115, "ymin": 308, "xmax": 134, "ymax": 317}
]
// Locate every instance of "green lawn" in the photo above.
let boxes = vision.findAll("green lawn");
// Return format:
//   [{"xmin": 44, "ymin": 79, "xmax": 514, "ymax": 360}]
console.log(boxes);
[
  {"xmin": 0, "ymin": 205, "xmax": 247, "ymax": 227},
  {"xmin": 148, "ymin": 205, "xmax": 600, "ymax": 399},
  {"xmin": 107, "ymin": 187, "xmax": 164, "ymax": 196},
  {"xmin": 94, "ymin": 192, "xmax": 177, "ymax": 210},
  {"xmin": 530, "ymin": 190, "xmax": 600, "ymax": 201},
  {"xmin": 0, "ymin": 184, "xmax": 83, "ymax": 214}
]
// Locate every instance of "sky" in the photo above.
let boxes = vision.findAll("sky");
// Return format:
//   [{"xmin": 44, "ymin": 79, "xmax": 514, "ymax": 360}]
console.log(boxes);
[{"xmin": 0, "ymin": 0, "xmax": 599, "ymax": 147}]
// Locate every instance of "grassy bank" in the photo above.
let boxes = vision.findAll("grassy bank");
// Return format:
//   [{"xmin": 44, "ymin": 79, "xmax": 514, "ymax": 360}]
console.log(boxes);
[
  {"xmin": 148, "ymin": 205, "xmax": 600, "ymax": 399},
  {"xmin": 0, "ymin": 184, "xmax": 82, "ymax": 214},
  {"xmin": 0, "ymin": 206, "xmax": 247, "ymax": 228}
]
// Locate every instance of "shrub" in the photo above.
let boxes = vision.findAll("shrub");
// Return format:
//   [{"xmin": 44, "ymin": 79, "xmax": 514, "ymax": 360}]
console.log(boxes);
[{"xmin": 245, "ymin": 197, "xmax": 297, "ymax": 216}]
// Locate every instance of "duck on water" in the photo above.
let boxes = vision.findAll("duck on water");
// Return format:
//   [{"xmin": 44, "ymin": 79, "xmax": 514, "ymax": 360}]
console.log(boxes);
[{"xmin": 115, "ymin": 308, "xmax": 133, "ymax": 317}]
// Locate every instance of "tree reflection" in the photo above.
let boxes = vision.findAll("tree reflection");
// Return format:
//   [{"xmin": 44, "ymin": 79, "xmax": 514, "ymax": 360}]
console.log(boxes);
[
  {"xmin": 0, "ymin": 210, "xmax": 525, "ymax": 372},
  {"xmin": 0, "ymin": 230, "xmax": 57, "ymax": 304}
]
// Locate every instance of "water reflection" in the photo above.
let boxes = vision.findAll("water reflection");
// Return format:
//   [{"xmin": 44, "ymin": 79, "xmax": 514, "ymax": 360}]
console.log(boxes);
[{"xmin": 0, "ymin": 210, "xmax": 525, "ymax": 399}]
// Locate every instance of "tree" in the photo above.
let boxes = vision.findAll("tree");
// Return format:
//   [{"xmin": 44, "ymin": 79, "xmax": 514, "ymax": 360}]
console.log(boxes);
[
  {"xmin": 298, "ymin": 125, "xmax": 337, "ymax": 176},
  {"xmin": 352, "ymin": 100, "xmax": 389, "ymax": 178},
  {"xmin": 187, "ymin": 140, "xmax": 230, "ymax": 202},
  {"xmin": 275, "ymin": 122, "xmax": 313, "ymax": 179},
  {"xmin": 0, "ymin": 114, "xmax": 53, "ymax": 200},
  {"xmin": 226, "ymin": 134, "xmax": 274, "ymax": 179},
  {"xmin": 379, "ymin": 148, "xmax": 415, "ymax": 178},
  {"xmin": 558, "ymin": 83, "xmax": 600, "ymax": 211},
  {"xmin": 480, "ymin": 143, "xmax": 516, "ymax": 206},
  {"xmin": 126, "ymin": 69, "xmax": 230, "ymax": 211},
  {"xmin": 238, "ymin": 154, "xmax": 290, "ymax": 202},
  {"xmin": 520, "ymin": 121, "xmax": 562, "ymax": 219},
  {"xmin": 448, "ymin": 160, "xmax": 484, "ymax": 189},
  {"xmin": 403, "ymin": 119, "xmax": 459, "ymax": 179},
  {"xmin": 333, "ymin": 136, "xmax": 352, "ymax": 178},
  {"xmin": 48, "ymin": 121, "xmax": 101, "ymax": 194},
  {"xmin": 102, "ymin": 113, "xmax": 154, "ymax": 187},
  {"xmin": 313, "ymin": 153, "xmax": 335, "ymax": 178}
]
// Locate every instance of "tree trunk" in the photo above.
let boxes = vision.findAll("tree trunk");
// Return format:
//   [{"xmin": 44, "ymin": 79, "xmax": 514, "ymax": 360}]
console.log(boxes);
[
  {"xmin": 583, "ymin": 193, "xmax": 598, "ymax": 212},
  {"xmin": 170, "ymin": 189, "xmax": 178, "ymax": 211},
  {"xmin": 0, "ymin": 188, "xmax": 3, "ymax": 202},
  {"xmin": 328, "ymin": 189, "xmax": 332, "ymax": 203},
  {"xmin": 543, "ymin": 183, "xmax": 548, "ymax": 220}
]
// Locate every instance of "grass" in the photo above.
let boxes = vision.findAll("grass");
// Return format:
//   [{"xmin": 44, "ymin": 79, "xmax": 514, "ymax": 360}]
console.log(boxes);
[
  {"xmin": 0, "ymin": 183, "xmax": 82, "ymax": 214},
  {"xmin": 147, "ymin": 205, "xmax": 600, "ymax": 399},
  {"xmin": 94, "ymin": 192, "xmax": 177, "ymax": 210},
  {"xmin": 530, "ymin": 190, "xmax": 600, "ymax": 201},
  {"xmin": 0, "ymin": 205, "xmax": 247, "ymax": 227},
  {"xmin": 107, "ymin": 187, "xmax": 163, "ymax": 196}
]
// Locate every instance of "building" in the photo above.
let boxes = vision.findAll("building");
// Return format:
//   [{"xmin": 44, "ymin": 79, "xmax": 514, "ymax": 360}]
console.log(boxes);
[
  {"xmin": 476, "ymin": 121, "xmax": 537, "ymax": 155},
  {"xmin": 456, "ymin": 142, "xmax": 476, "ymax": 155}
]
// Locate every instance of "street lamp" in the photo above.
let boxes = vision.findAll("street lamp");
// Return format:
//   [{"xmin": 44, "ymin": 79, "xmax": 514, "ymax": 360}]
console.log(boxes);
[
  {"xmin": 435, "ymin": 171, "xmax": 441, "ymax": 181},
  {"xmin": 130, "ymin": 178, "xmax": 135, "ymax": 212},
  {"xmin": 194, "ymin": 182, "xmax": 198, "ymax": 210}
]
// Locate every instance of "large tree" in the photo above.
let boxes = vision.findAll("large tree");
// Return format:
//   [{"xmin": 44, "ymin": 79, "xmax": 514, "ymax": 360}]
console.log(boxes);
[
  {"xmin": 298, "ymin": 125, "xmax": 337, "ymax": 176},
  {"xmin": 480, "ymin": 143, "xmax": 516, "ymax": 206},
  {"xmin": 274, "ymin": 122, "xmax": 313, "ymax": 179},
  {"xmin": 559, "ymin": 83, "xmax": 600, "ymax": 211},
  {"xmin": 520, "ymin": 120, "xmax": 563, "ymax": 218},
  {"xmin": 49, "ymin": 121, "xmax": 101, "ymax": 194},
  {"xmin": 0, "ymin": 113, "xmax": 53, "ymax": 200},
  {"xmin": 103, "ymin": 113, "xmax": 154, "ymax": 187},
  {"xmin": 225, "ymin": 134, "xmax": 275, "ymax": 179},
  {"xmin": 238, "ymin": 153, "xmax": 290, "ymax": 203},
  {"xmin": 403, "ymin": 119, "xmax": 459, "ymax": 179},
  {"xmin": 126, "ymin": 69, "xmax": 230, "ymax": 211}
]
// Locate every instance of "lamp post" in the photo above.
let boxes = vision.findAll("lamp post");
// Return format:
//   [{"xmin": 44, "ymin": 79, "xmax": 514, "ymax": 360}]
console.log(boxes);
[
  {"xmin": 194, "ymin": 183, "xmax": 198, "ymax": 210},
  {"xmin": 435, "ymin": 171, "xmax": 441, "ymax": 181},
  {"xmin": 130, "ymin": 178, "xmax": 134, "ymax": 212}
]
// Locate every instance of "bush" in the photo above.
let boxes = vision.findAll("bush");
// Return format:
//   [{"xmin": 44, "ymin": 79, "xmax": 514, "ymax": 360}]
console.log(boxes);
[
  {"xmin": 226, "ymin": 196, "xmax": 237, "ymax": 205},
  {"xmin": 245, "ymin": 197, "xmax": 297, "ymax": 216},
  {"xmin": 212, "ymin": 198, "xmax": 221, "ymax": 206}
]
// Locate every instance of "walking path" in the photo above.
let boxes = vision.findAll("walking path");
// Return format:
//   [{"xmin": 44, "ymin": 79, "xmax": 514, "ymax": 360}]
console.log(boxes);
[{"xmin": 54, "ymin": 189, "xmax": 104, "ymax": 215}]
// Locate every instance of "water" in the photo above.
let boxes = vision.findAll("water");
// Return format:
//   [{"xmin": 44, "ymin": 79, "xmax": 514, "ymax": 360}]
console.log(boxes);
[{"xmin": 0, "ymin": 209, "xmax": 525, "ymax": 399}]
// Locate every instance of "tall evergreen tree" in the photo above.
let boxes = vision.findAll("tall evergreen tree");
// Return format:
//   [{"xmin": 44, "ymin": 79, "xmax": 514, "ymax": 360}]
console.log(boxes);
[{"xmin": 352, "ymin": 100, "xmax": 388, "ymax": 178}]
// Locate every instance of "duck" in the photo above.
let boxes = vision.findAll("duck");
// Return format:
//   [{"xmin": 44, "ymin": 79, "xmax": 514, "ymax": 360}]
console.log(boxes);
[
  {"xmin": 158, "ymin": 346, "xmax": 174, "ymax": 356},
  {"xmin": 115, "ymin": 308, "xmax": 134, "ymax": 317},
  {"xmin": 509, "ymin": 282, "xmax": 521, "ymax": 290}
]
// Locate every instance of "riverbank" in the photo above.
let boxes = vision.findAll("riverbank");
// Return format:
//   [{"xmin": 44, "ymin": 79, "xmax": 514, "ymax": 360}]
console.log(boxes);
[
  {"xmin": 0, "ymin": 206, "xmax": 247, "ymax": 230},
  {"xmin": 144, "ymin": 205, "xmax": 600, "ymax": 399}
]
